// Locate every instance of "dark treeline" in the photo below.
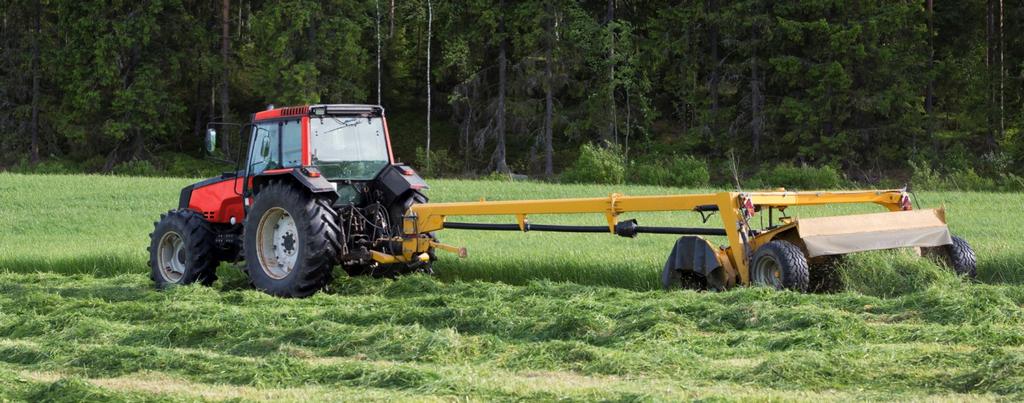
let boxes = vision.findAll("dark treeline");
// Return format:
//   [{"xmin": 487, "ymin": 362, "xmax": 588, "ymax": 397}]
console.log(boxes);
[{"xmin": 1, "ymin": 0, "xmax": 1021, "ymax": 181}]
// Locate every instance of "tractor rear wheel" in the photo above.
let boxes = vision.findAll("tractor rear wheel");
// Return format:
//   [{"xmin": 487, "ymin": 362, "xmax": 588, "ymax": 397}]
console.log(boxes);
[
  {"xmin": 923, "ymin": 235, "xmax": 977, "ymax": 278},
  {"xmin": 750, "ymin": 240, "xmax": 810, "ymax": 292},
  {"xmin": 243, "ymin": 182, "xmax": 342, "ymax": 298},
  {"xmin": 148, "ymin": 209, "xmax": 219, "ymax": 289}
]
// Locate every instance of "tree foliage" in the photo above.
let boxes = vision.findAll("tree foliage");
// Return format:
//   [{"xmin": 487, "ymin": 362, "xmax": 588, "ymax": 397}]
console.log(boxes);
[{"xmin": 0, "ymin": 0, "xmax": 1021, "ymax": 181}]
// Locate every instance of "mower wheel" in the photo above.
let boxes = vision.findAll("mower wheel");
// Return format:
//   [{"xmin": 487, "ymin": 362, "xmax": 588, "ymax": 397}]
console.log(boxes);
[
  {"xmin": 243, "ymin": 181, "xmax": 341, "ymax": 297},
  {"xmin": 148, "ymin": 209, "xmax": 219, "ymax": 289},
  {"xmin": 750, "ymin": 240, "xmax": 810, "ymax": 292},
  {"xmin": 924, "ymin": 235, "xmax": 977, "ymax": 278}
]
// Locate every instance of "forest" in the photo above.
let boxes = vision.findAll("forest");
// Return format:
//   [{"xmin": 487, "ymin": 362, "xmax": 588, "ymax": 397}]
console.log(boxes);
[{"xmin": 0, "ymin": 0, "xmax": 1022, "ymax": 187}]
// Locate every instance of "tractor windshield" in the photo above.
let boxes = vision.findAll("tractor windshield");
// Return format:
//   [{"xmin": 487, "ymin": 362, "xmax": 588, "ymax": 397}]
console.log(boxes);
[{"xmin": 309, "ymin": 115, "xmax": 390, "ymax": 180}]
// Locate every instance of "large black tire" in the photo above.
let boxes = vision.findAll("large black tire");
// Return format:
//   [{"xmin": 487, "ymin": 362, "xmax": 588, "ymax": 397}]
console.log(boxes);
[
  {"xmin": 923, "ymin": 235, "xmax": 977, "ymax": 278},
  {"xmin": 243, "ymin": 181, "xmax": 341, "ymax": 297},
  {"xmin": 148, "ymin": 209, "xmax": 219, "ymax": 289},
  {"xmin": 749, "ymin": 240, "xmax": 810, "ymax": 292}
]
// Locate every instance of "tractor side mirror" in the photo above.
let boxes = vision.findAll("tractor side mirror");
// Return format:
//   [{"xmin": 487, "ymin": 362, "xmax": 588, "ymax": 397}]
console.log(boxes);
[
  {"xmin": 205, "ymin": 128, "xmax": 217, "ymax": 154},
  {"xmin": 259, "ymin": 135, "xmax": 271, "ymax": 158}
]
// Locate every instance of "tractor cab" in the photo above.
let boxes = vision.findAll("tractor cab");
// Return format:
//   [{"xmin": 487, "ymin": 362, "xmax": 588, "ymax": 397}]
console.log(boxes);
[
  {"xmin": 235, "ymin": 104, "xmax": 394, "ymax": 181},
  {"xmin": 192, "ymin": 104, "xmax": 425, "ymax": 226}
]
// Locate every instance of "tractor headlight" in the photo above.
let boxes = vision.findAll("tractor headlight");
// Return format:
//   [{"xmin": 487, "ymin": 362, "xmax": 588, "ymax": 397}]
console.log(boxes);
[{"xmin": 311, "ymin": 106, "xmax": 327, "ymax": 116}]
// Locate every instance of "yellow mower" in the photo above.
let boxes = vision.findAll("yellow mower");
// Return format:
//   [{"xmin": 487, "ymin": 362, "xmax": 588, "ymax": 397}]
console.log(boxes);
[{"xmin": 397, "ymin": 189, "xmax": 973, "ymax": 292}]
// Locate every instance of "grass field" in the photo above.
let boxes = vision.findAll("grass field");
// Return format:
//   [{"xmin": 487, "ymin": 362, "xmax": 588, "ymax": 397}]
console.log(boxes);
[{"xmin": 1, "ymin": 172, "xmax": 1024, "ymax": 401}]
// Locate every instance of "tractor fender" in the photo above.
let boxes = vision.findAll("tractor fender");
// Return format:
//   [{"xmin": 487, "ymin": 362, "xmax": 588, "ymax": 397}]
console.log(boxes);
[
  {"xmin": 252, "ymin": 168, "xmax": 337, "ymax": 195},
  {"xmin": 750, "ymin": 223, "xmax": 803, "ymax": 251},
  {"xmin": 374, "ymin": 164, "xmax": 430, "ymax": 208}
]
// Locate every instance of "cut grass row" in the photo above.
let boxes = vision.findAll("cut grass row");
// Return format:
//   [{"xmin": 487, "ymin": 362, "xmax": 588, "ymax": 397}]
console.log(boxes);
[
  {"xmin": 0, "ymin": 273, "xmax": 1023, "ymax": 401},
  {"xmin": 1, "ymin": 173, "xmax": 1024, "ymax": 400}
]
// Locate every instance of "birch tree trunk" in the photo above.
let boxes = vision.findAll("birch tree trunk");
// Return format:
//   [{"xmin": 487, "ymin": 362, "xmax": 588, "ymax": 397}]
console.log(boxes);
[
  {"xmin": 29, "ymin": 0, "xmax": 40, "ymax": 164},
  {"xmin": 708, "ymin": 0, "xmax": 720, "ymax": 137},
  {"xmin": 493, "ymin": 0, "xmax": 509, "ymax": 174},
  {"xmin": 543, "ymin": 2, "xmax": 554, "ymax": 177},
  {"xmin": 924, "ymin": 0, "xmax": 934, "ymax": 150},
  {"xmin": 998, "ymin": 0, "xmax": 1004, "ymax": 140},
  {"xmin": 376, "ymin": 0, "xmax": 382, "ymax": 105},
  {"xmin": 220, "ymin": 0, "xmax": 231, "ymax": 154},
  {"xmin": 607, "ymin": 0, "xmax": 617, "ymax": 145},
  {"xmin": 426, "ymin": 0, "xmax": 433, "ymax": 172},
  {"xmin": 751, "ymin": 54, "xmax": 764, "ymax": 156}
]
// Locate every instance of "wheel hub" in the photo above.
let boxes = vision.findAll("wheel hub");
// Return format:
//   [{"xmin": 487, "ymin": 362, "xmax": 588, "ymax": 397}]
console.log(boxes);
[
  {"xmin": 753, "ymin": 255, "xmax": 783, "ymax": 288},
  {"xmin": 257, "ymin": 207, "xmax": 299, "ymax": 279},
  {"xmin": 157, "ymin": 231, "xmax": 186, "ymax": 283}
]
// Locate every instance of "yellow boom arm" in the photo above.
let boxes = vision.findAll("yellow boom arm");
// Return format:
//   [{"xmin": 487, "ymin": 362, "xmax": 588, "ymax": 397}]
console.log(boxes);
[{"xmin": 392, "ymin": 189, "xmax": 909, "ymax": 285}]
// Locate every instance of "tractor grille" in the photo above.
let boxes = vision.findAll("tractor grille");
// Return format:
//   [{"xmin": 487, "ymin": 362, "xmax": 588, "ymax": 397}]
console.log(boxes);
[{"xmin": 202, "ymin": 211, "xmax": 215, "ymax": 220}]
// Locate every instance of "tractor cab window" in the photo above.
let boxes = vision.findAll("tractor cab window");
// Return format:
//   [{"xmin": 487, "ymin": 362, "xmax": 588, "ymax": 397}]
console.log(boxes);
[
  {"xmin": 248, "ymin": 122, "xmax": 280, "ymax": 175},
  {"xmin": 249, "ymin": 119, "xmax": 303, "ymax": 175},
  {"xmin": 310, "ymin": 115, "xmax": 390, "ymax": 180},
  {"xmin": 281, "ymin": 120, "xmax": 302, "ymax": 167}
]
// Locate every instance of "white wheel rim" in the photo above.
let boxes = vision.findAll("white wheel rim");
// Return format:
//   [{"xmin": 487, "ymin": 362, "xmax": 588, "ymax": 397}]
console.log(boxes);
[
  {"xmin": 753, "ymin": 255, "xmax": 783, "ymax": 288},
  {"xmin": 256, "ymin": 207, "xmax": 299, "ymax": 279},
  {"xmin": 158, "ymin": 231, "xmax": 186, "ymax": 283}
]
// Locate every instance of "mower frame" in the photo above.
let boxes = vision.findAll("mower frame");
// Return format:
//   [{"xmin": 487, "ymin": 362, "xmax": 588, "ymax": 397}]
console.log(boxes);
[{"xmin": 397, "ymin": 190, "xmax": 912, "ymax": 285}]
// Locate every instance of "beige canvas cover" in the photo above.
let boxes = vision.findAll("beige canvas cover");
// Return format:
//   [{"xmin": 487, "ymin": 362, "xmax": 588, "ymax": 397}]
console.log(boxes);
[{"xmin": 796, "ymin": 209, "xmax": 952, "ymax": 257}]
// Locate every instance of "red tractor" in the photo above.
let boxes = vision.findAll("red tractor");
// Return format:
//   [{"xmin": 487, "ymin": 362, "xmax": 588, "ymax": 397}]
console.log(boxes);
[{"xmin": 149, "ymin": 104, "xmax": 431, "ymax": 297}]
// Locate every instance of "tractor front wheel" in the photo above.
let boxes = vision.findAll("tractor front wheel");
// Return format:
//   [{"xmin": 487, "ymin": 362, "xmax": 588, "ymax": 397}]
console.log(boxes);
[
  {"xmin": 749, "ymin": 240, "xmax": 810, "ymax": 292},
  {"xmin": 148, "ymin": 210, "xmax": 219, "ymax": 289},
  {"xmin": 243, "ymin": 182, "xmax": 341, "ymax": 297}
]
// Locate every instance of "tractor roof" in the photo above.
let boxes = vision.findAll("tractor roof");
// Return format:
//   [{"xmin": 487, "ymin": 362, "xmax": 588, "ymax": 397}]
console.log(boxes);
[{"xmin": 253, "ymin": 104, "xmax": 384, "ymax": 121}]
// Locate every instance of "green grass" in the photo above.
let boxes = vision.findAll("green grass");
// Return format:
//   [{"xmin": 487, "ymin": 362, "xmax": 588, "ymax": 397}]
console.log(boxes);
[{"xmin": 1, "ymin": 172, "xmax": 1023, "ymax": 401}]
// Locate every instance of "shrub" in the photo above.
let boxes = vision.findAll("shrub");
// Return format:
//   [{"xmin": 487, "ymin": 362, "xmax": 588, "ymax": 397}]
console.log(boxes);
[
  {"xmin": 560, "ymin": 143, "xmax": 625, "ymax": 184},
  {"xmin": 414, "ymin": 146, "xmax": 459, "ymax": 177},
  {"xmin": 910, "ymin": 160, "xmax": 1006, "ymax": 192},
  {"xmin": 80, "ymin": 155, "xmax": 107, "ymax": 173},
  {"xmin": 947, "ymin": 168, "xmax": 996, "ymax": 191},
  {"xmin": 999, "ymin": 173, "xmax": 1024, "ymax": 192},
  {"xmin": 909, "ymin": 160, "xmax": 945, "ymax": 191},
  {"xmin": 481, "ymin": 170, "xmax": 513, "ymax": 181},
  {"xmin": 630, "ymin": 155, "xmax": 709, "ymax": 188},
  {"xmin": 111, "ymin": 160, "xmax": 157, "ymax": 177},
  {"xmin": 752, "ymin": 163, "xmax": 844, "ymax": 190},
  {"xmin": 9, "ymin": 157, "xmax": 79, "ymax": 175},
  {"xmin": 158, "ymin": 152, "xmax": 229, "ymax": 178}
]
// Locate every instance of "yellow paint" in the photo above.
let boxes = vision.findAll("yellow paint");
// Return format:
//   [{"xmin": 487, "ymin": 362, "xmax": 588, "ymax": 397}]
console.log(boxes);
[
  {"xmin": 372, "ymin": 250, "xmax": 430, "ymax": 265},
  {"xmin": 430, "ymin": 240, "xmax": 468, "ymax": 258},
  {"xmin": 402, "ymin": 189, "xmax": 908, "ymax": 285}
]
